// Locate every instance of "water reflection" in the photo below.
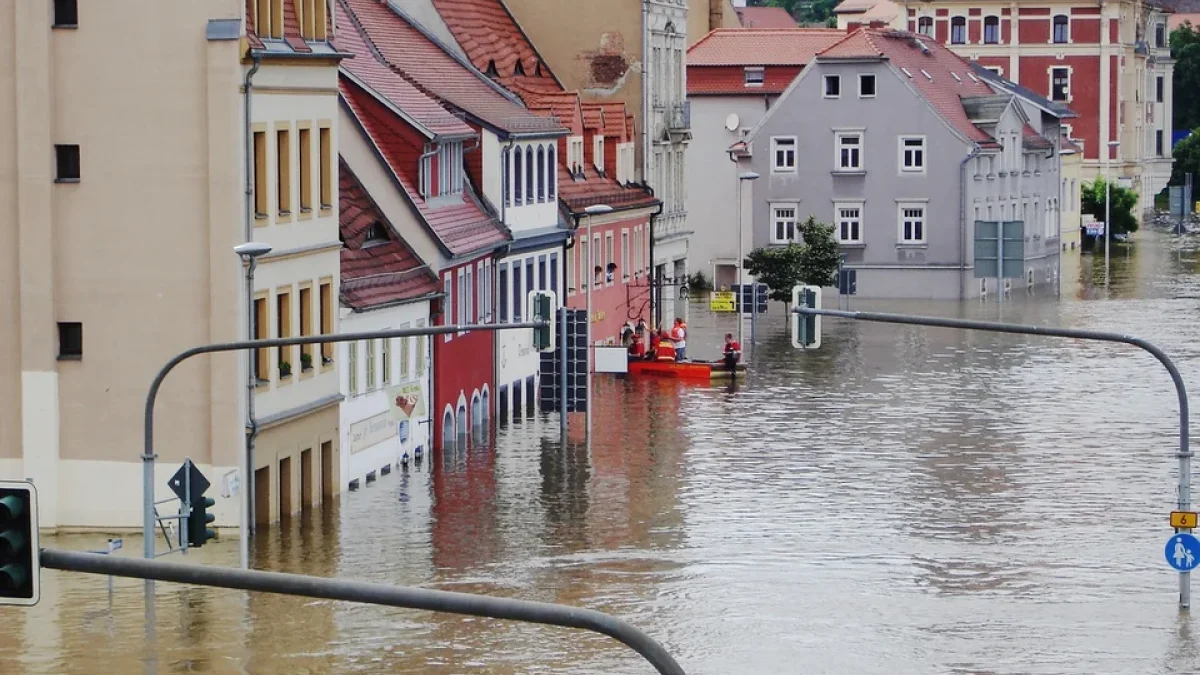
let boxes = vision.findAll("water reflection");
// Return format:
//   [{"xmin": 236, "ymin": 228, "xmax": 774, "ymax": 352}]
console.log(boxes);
[{"xmin": 7, "ymin": 230, "xmax": 1200, "ymax": 674}]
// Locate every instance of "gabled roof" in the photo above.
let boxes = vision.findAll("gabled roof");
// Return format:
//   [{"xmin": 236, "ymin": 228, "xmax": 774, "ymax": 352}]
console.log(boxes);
[
  {"xmin": 735, "ymin": 6, "xmax": 799, "ymax": 28},
  {"xmin": 339, "ymin": 160, "xmax": 441, "ymax": 310},
  {"xmin": 688, "ymin": 28, "xmax": 845, "ymax": 66},
  {"xmin": 338, "ymin": 0, "xmax": 564, "ymax": 138},
  {"xmin": 833, "ymin": 0, "xmax": 881, "ymax": 14},
  {"xmin": 341, "ymin": 79, "xmax": 511, "ymax": 259},
  {"xmin": 961, "ymin": 94, "xmax": 1014, "ymax": 125},
  {"xmin": 1022, "ymin": 124, "xmax": 1055, "ymax": 151},
  {"xmin": 333, "ymin": 1, "xmax": 473, "ymax": 139},
  {"xmin": 817, "ymin": 28, "xmax": 999, "ymax": 147},
  {"xmin": 968, "ymin": 62, "xmax": 1079, "ymax": 119}
]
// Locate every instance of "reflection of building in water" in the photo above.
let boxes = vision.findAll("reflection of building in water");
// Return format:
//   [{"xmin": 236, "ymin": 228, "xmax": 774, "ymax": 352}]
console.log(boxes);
[{"xmin": 431, "ymin": 429, "xmax": 500, "ymax": 573}]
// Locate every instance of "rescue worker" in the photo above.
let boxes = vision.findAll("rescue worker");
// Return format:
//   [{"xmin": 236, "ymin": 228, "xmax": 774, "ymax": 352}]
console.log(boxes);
[
  {"xmin": 628, "ymin": 331, "xmax": 646, "ymax": 359},
  {"xmin": 722, "ymin": 333, "xmax": 742, "ymax": 373},
  {"xmin": 655, "ymin": 331, "xmax": 676, "ymax": 362},
  {"xmin": 647, "ymin": 330, "xmax": 661, "ymax": 361},
  {"xmin": 670, "ymin": 318, "xmax": 688, "ymax": 361}
]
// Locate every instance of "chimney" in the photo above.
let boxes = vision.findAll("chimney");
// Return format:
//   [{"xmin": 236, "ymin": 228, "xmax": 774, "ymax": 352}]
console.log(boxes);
[
  {"xmin": 847, "ymin": 21, "xmax": 862, "ymax": 32},
  {"xmin": 868, "ymin": 20, "xmax": 887, "ymax": 29},
  {"xmin": 709, "ymin": 0, "xmax": 724, "ymax": 30}
]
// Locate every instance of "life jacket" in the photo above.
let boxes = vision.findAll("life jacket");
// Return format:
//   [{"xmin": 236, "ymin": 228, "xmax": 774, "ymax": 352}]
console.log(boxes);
[{"xmin": 656, "ymin": 341, "xmax": 676, "ymax": 361}]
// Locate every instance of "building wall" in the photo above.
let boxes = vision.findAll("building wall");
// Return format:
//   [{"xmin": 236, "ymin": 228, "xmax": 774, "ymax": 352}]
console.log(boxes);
[
  {"xmin": 0, "ymin": 0, "xmax": 249, "ymax": 529},
  {"xmin": 339, "ymin": 301, "xmax": 432, "ymax": 490},
  {"xmin": 1060, "ymin": 148, "xmax": 1084, "ymax": 252},
  {"xmin": 434, "ymin": 259, "xmax": 495, "ymax": 452},
  {"xmin": 496, "ymin": 247, "xmax": 562, "ymax": 420},
  {"xmin": 564, "ymin": 211, "xmax": 656, "ymax": 338},
  {"xmin": 499, "ymin": 138, "xmax": 561, "ymax": 231}
]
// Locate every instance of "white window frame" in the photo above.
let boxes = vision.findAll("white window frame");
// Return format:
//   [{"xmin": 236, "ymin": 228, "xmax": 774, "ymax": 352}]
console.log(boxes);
[
  {"xmin": 897, "ymin": 201, "xmax": 928, "ymax": 245},
  {"xmin": 917, "ymin": 16, "xmax": 934, "ymax": 36},
  {"xmin": 621, "ymin": 228, "xmax": 631, "ymax": 280},
  {"xmin": 834, "ymin": 201, "xmax": 864, "ymax": 244},
  {"xmin": 594, "ymin": 135, "xmax": 605, "ymax": 172},
  {"xmin": 605, "ymin": 231, "xmax": 615, "ymax": 286},
  {"xmin": 899, "ymin": 135, "xmax": 926, "ymax": 173},
  {"xmin": 1051, "ymin": 14, "xmax": 1070, "ymax": 44},
  {"xmin": 834, "ymin": 131, "xmax": 863, "ymax": 172},
  {"xmin": 770, "ymin": 203, "xmax": 799, "ymax": 244},
  {"xmin": 950, "ymin": 16, "xmax": 966, "ymax": 44},
  {"xmin": 443, "ymin": 273, "xmax": 454, "ymax": 342},
  {"xmin": 744, "ymin": 67, "xmax": 764, "ymax": 88},
  {"xmin": 1049, "ymin": 66, "xmax": 1071, "ymax": 103},
  {"xmin": 771, "ymin": 136, "xmax": 797, "ymax": 174},
  {"xmin": 982, "ymin": 15, "xmax": 1000, "ymax": 44},
  {"xmin": 858, "ymin": 73, "xmax": 876, "ymax": 99},
  {"xmin": 823, "ymin": 74, "xmax": 841, "ymax": 99}
]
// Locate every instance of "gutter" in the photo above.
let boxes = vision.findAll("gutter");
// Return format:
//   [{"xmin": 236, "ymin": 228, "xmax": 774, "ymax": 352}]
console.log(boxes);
[
  {"xmin": 959, "ymin": 144, "xmax": 982, "ymax": 300},
  {"xmin": 639, "ymin": 182, "xmax": 665, "ymax": 328},
  {"xmin": 641, "ymin": 0, "xmax": 651, "ymax": 189},
  {"xmin": 418, "ymin": 143, "xmax": 440, "ymax": 198},
  {"xmin": 242, "ymin": 51, "xmax": 262, "ymax": 468},
  {"xmin": 1056, "ymin": 131, "xmax": 1064, "ymax": 296}
]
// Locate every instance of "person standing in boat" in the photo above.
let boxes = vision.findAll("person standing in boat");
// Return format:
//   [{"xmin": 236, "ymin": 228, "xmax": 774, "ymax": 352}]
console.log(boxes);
[
  {"xmin": 655, "ymin": 331, "xmax": 676, "ymax": 362},
  {"xmin": 669, "ymin": 318, "xmax": 687, "ymax": 361},
  {"xmin": 722, "ymin": 333, "xmax": 741, "ymax": 373}
]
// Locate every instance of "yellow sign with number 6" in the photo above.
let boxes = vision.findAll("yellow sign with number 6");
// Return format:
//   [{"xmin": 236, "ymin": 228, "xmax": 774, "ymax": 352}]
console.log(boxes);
[{"xmin": 1171, "ymin": 511, "xmax": 1198, "ymax": 529}]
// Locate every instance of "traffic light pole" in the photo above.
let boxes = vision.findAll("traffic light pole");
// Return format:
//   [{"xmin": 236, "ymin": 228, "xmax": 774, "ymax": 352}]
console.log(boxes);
[
  {"xmin": 39, "ymin": 548, "xmax": 687, "ymax": 675},
  {"xmin": 794, "ymin": 305, "xmax": 1193, "ymax": 610},
  {"xmin": 142, "ymin": 321, "xmax": 547, "ymax": 564}
]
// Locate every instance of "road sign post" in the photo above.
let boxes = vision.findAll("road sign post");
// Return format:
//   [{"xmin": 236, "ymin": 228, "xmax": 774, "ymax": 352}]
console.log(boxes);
[
  {"xmin": 1167, "ymin": 534, "xmax": 1200, "ymax": 572},
  {"xmin": 791, "ymin": 305, "xmax": 1193, "ymax": 610}
]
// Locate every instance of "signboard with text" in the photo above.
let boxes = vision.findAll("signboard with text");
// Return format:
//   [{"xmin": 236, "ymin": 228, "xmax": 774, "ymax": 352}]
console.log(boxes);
[{"xmin": 709, "ymin": 291, "xmax": 736, "ymax": 312}]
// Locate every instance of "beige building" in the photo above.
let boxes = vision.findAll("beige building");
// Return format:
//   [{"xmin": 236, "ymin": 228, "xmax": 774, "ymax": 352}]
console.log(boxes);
[{"xmin": 0, "ymin": 0, "xmax": 343, "ymax": 531}]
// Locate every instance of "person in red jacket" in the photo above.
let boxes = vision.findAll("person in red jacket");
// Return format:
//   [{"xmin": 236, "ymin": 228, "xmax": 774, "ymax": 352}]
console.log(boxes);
[{"xmin": 722, "ymin": 333, "xmax": 741, "ymax": 372}]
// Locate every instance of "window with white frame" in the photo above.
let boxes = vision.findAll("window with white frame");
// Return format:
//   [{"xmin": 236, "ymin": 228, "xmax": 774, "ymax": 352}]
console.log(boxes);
[
  {"xmin": 835, "ymin": 131, "xmax": 862, "ymax": 171},
  {"xmin": 436, "ymin": 141, "xmax": 464, "ymax": 196},
  {"xmin": 835, "ymin": 202, "xmax": 863, "ymax": 244},
  {"xmin": 594, "ymin": 135, "xmax": 605, "ymax": 173},
  {"xmin": 744, "ymin": 67, "xmax": 764, "ymax": 87},
  {"xmin": 621, "ymin": 229, "xmax": 630, "ymax": 280},
  {"xmin": 983, "ymin": 15, "xmax": 1000, "ymax": 44},
  {"xmin": 443, "ymin": 274, "xmax": 453, "ymax": 342},
  {"xmin": 899, "ymin": 136, "xmax": 925, "ymax": 172},
  {"xmin": 950, "ymin": 16, "xmax": 966, "ymax": 44},
  {"xmin": 771, "ymin": 137, "xmax": 796, "ymax": 173},
  {"xmin": 464, "ymin": 266, "xmax": 474, "ymax": 324},
  {"xmin": 823, "ymin": 74, "xmax": 841, "ymax": 98},
  {"xmin": 567, "ymin": 242, "xmax": 576, "ymax": 293},
  {"xmin": 605, "ymin": 232, "xmax": 615, "ymax": 284},
  {"xmin": 513, "ymin": 149, "xmax": 524, "ymax": 204},
  {"xmin": 501, "ymin": 147, "xmax": 510, "ymax": 208},
  {"xmin": 592, "ymin": 235, "xmax": 602, "ymax": 287},
  {"xmin": 771, "ymin": 204, "xmax": 798, "ymax": 243},
  {"xmin": 536, "ymin": 145, "xmax": 546, "ymax": 202},
  {"xmin": 1051, "ymin": 67, "xmax": 1069, "ymax": 102},
  {"xmin": 898, "ymin": 203, "xmax": 926, "ymax": 244},
  {"xmin": 547, "ymin": 145, "xmax": 557, "ymax": 198},
  {"xmin": 858, "ymin": 73, "xmax": 876, "ymax": 98},
  {"xmin": 917, "ymin": 16, "xmax": 933, "ymax": 36},
  {"xmin": 1052, "ymin": 14, "xmax": 1069, "ymax": 43}
]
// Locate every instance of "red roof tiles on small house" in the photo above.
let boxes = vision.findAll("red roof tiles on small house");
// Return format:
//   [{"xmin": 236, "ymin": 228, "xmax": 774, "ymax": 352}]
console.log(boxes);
[
  {"xmin": 735, "ymin": 6, "xmax": 799, "ymax": 28},
  {"xmin": 339, "ymin": 160, "xmax": 441, "ymax": 310},
  {"xmin": 688, "ymin": 28, "xmax": 845, "ymax": 66}
]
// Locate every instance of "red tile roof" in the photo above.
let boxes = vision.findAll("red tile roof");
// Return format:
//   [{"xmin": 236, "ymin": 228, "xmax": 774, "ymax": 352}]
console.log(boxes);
[
  {"xmin": 687, "ymin": 28, "xmax": 845, "ymax": 66},
  {"xmin": 341, "ymin": 79, "xmax": 511, "ymax": 258},
  {"xmin": 338, "ymin": 0, "xmax": 563, "ymax": 137},
  {"xmin": 589, "ymin": 102, "xmax": 631, "ymax": 140},
  {"xmin": 735, "ymin": 6, "xmax": 799, "ymax": 28},
  {"xmin": 1022, "ymin": 124, "xmax": 1055, "ymax": 151},
  {"xmin": 523, "ymin": 90, "xmax": 583, "ymax": 134},
  {"xmin": 333, "ymin": 1, "xmax": 472, "ymax": 138},
  {"xmin": 340, "ymin": 160, "xmax": 440, "ymax": 310},
  {"xmin": 428, "ymin": 0, "xmax": 564, "ymax": 95},
  {"xmin": 817, "ymin": 29, "xmax": 999, "ymax": 147}
]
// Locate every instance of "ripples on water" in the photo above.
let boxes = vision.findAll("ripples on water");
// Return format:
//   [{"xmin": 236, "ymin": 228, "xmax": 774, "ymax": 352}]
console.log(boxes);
[{"xmin": 7, "ymin": 232, "xmax": 1200, "ymax": 674}]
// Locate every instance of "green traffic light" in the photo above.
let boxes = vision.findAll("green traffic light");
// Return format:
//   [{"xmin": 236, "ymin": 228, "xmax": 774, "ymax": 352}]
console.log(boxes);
[
  {"xmin": 0, "ymin": 563, "xmax": 27, "ymax": 591},
  {"xmin": 0, "ymin": 495, "xmax": 24, "ymax": 523},
  {"xmin": 0, "ymin": 529, "xmax": 25, "ymax": 558}
]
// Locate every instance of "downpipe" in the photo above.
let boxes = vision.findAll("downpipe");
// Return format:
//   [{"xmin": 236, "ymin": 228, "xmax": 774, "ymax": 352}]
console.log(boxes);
[{"xmin": 242, "ymin": 53, "xmax": 262, "ymax": 560}]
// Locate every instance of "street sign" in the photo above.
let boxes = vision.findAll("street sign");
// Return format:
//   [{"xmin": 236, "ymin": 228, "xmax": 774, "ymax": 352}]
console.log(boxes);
[
  {"xmin": 1172, "ymin": 511, "xmax": 1198, "ymax": 529},
  {"xmin": 1166, "ymin": 533, "xmax": 1200, "ymax": 572},
  {"xmin": 168, "ymin": 460, "xmax": 210, "ymax": 504},
  {"xmin": 1083, "ymin": 220, "xmax": 1104, "ymax": 237},
  {"xmin": 709, "ymin": 291, "xmax": 736, "ymax": 312}
]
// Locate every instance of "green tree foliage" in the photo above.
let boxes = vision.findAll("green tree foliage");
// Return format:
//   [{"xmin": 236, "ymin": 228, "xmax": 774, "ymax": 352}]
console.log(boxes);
[
  {"xmin": 743, "ymin": 217, "xmax": 842, "ymax": 303},
  {"xmin": 1172, "ymin": 23, "xmax": 1200, "ymax": 134},
  {"xmin": 1080, "ymin": 177, "xmax": 1139, "ymax": 236},
  {"xmin": 753, "ymin": 0, "xmax": 839, "ymax": 24},
  {"xmin": 1171, "ymin": 130, "xmax": 1200, "ymax": 186}
]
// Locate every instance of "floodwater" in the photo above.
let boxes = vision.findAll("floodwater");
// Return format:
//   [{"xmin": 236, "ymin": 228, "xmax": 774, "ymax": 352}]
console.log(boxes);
[{"xmin": 7, "ymin": 231, "xmax": 1200, "ymax": 674}]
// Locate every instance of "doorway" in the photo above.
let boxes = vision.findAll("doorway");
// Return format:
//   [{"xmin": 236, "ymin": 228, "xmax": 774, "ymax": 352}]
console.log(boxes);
[
  {"xmin": 301, "ymin": 448, "xmax": 313, "ymax": 509},
  {"xmin": 321, "ymin": 440, "xmax": 334, "ymax": 500},
  {"xmin": 714, "ymin": 264, "xmax": 737, "ymax": 291},
  {"xmin": 279, "ymin": 456, "xmax": 293, "ymax": 519},
  {"xmin": 254, "ymin": 467, "xmax": 270, "ymax": 525}
]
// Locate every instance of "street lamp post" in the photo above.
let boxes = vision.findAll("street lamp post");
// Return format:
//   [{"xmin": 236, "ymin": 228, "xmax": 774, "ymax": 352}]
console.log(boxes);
[
  {"xmin": 736, "ymin": 171, "xmax": 759, "ymax": 348},
  {"xmin": 233, "ymin": 241, "xmax": 272, "ymax": 571},
  {"xmin": 1105, "ymin": 140, "xmax": 1121, "ymax": 287},
  {"xmin": 576, "ymin": 204, "xmax": 613, "ymax": 438}
]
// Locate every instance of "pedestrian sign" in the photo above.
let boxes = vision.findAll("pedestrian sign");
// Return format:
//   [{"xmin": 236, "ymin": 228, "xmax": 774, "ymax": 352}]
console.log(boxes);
[
  {"xmin": 1165, "ymin": 533, "xmax": 1200, "ymax": 572},
  {"xmin": 1171, "ymin": 511, "xmax": 1198, "ymax": 529}
]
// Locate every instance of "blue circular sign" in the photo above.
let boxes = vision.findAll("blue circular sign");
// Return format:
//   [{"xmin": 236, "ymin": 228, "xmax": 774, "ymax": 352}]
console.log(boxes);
[{"xmin": 1165, "ymin": 533, "xmax": 1200, "ymax": 571}]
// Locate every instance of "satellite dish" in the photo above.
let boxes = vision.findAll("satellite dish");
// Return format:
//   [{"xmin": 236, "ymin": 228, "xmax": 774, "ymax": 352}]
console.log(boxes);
[{"xmin": 725, "ymin": 113, "xmax": 740, "ymax": 132}]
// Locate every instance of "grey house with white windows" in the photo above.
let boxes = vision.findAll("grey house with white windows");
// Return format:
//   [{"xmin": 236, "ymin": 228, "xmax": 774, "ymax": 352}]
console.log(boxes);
[{"xmin": 740, "ymin": 29, "xmax": 1072, "ymax": 300}]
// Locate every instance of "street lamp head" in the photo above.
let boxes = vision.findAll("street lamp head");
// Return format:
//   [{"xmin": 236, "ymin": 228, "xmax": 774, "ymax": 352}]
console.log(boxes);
[
  {"xmin": 1108, "ymin": 140, "xmax": 1121, "ymax": 148},
  {"xmin": 740, "ymin": 171, "xmax": 760, "ymax": 181},
  {"xmin": 583, "ymin": 204, "xmax": 614, "ymax": 216},
  {"xmin": 233, "ymin": 242, "xmax": 273, "ymax": 259}
]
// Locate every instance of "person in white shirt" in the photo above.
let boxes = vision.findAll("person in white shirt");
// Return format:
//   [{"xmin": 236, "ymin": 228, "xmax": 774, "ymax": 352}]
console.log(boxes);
[{"xmin": 669, "ymin": 317, "xmax": 687, "ymax": 361}]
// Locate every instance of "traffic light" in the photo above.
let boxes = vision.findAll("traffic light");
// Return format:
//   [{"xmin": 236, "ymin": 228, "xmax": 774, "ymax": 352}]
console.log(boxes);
[
  {"xmin": 791, "ymin": 285, "xmax": 822, "ymax": 349},
  {"xmin": 187, "ymin": 494, "xmax": 216, "ymax": 548},
  {"xmin": 527, "ymin": 290, "xmax": 557, "ymax": 352},
  {"xmin": 0, "ymin": 480, "xmax": 40, "ymax": 606}
]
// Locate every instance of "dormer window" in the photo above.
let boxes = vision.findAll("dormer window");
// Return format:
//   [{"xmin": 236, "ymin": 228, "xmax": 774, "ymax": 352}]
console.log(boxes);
[
  {"xmin": 486, "ymin": 60, "xmax": 499, "ymax": 77},
  {"xmin": 297, "ymin": 0, "xmax": 328, "ymax": 41},
  {"xmin": 254, "ymin": 0, "xmax": 282, "ymax": 39},
  {"xmin": 594, "ymin": 135, "xmax": 605, "ymax": 173},
  {"xmin": 420, "ymin": 141, "xmax": 465, "ymax": 199},
  {"xmin": 364, "ymin": 221, "xmax": 388, "ymax": 245},
  {"xmin": 514, "ymin": 60, "xmax": 526, "ymax": 76},
  {"xmin": 568, "ymin": 137, "xmax": 585, "ymax": 176}
]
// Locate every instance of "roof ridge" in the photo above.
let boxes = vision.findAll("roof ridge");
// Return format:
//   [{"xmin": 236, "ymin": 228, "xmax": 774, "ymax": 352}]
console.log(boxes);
[{"xmin": 485, "ymin": 0, "xmax": 567, "ymax": 91}]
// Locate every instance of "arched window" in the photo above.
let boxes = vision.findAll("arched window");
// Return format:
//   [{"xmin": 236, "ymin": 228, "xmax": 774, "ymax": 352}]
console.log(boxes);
[
  {"xmin": 1053, "ymin": 15, "xmax": 1069, "ymax": 44},
  {"xmin": 514, "ymin": 149, "xmax": 523, "ymax": 205},
  {"xmin": 471, "ymin": 392, "xmax": 483, "ymax": 445},
  {"xmin": 983, "ymin": 16, "xmax": 1000, "ymax": 44},
  {"xmin": 537, "ymin": 145, "xmax": 546, "ymax": 202},
  {"xmin": 442, "ymin": 409, "xmax": 455, "ymax": 453},
  {"xmin": 950, "ymin": 16, "xmax": 966, "ymax": 44},
  {"xmin": 481, "ymin": 387, "xmax": 490, "ymax": 431},
  {"xmin": 525, "ymin": 146, "xmax": 535, "ymax": 205},
  {"xmin": 547, "ymin": 145, "xmax": 557, "ymax": 200},
  {"xmin": 456, "ymin": 403, "xmax": 468, "ymax": 445},
  {"xmin": 501, "ymin": 147, "xmax": 510, "ymax": 207},
  {"xmin": 917, "ymin": 16, "xmax": 933, "ymax": 36}
]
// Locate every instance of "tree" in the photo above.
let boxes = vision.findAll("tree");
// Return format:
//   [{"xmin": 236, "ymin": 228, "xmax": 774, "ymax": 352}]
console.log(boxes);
[
  {"xmin": 1171, "ymin": 130, "xmax": 1200, "ymax": 187},
  {"xmin": 743, "ymin": 216, "xmax": 842, "ymax": 304},
  {"xmin": 1172, "ymin": 23, "xmax": 1200, "ymax": 134},
  {"xmin": 759, "ymin": 0, "xmax": 839, "ymax": 25},
  {"xmin": 1080, "ymin": 177, "xmax": 1139, "ymax": 237}
]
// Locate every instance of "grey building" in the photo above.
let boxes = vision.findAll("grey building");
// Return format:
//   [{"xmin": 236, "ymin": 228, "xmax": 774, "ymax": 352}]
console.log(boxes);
[{"xmin": 740, "ymin": 28, "xmax": 1074, "ymax": 300}]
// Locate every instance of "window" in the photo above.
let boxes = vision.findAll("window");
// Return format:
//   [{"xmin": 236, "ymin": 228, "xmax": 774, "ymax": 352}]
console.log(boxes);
[
  {"xmin": 319, "ymin": 280, "xmax": 332, "ymax": 364},
  {"xmin": 605, "ymin": 233, "xmax": 615, "ymax": 284},
  {"xmin": 253, "ymin": 132, "xmax": 267, "ymax": 215},
  {"xmin": 951, "ymin": 17, "xmax": 966, "ymax": 44},
  {"xmin": 57, "ymin": 322, "xmax": 82, "ymax": 360},
  {"xmin": 501, "ymin": 148, "xmax": 511, "ymax": 207},
  {"xmin": 400, "ymin": 325, "xmax": 411, "ymax": 380},
  {"xmin": 771, "ymin": 137, "xmax": 796, "ymax": 173},
  {"xmin": 537, "ymin": 146, "xmax": 546, "ymax": 202},
  {"xmin": 514, "ymin": 150, "xmax": 523, "ymax": 205},
  {"xmin": 512, "ymin": 264, "xmax": 523, "ymax": 322},
  {"xmin": 567, "ymin": 242, "xmax": 576, "ymax": 293},
  {"xmin": 348, "ymin": 342, "xmax": 358, "ymax": 395},
  {"xmin": 1157, "ymin": 76, "xmax": 1164, "ymax": 103},
  {"xmin": 900, "ymin": 136, "xmax": 925, "ymax": 172},
  {"xmin": 499, "ymin": 263, "xmax": 509, "ymax": 322},
  {"xmin": 917, "ymin": 16, "xmax": 933, "ymax": 36},
  {"xmin": 823, "ymin": 75, "xmax": 841, "ymax": 98},
  {"xmin": 319, "ymin": 126, "xmax": 332, "ymax": 209},
  {"xmin": 254, "ymin": 296, "xmax": 269, "ymax": 382},
  {"xmin": 381, "ymin": 337, "xmax": 391, "ymax": 386},
  {"xmin": 835, "ymin": 132, "xmax": 862, "ymax": 172},
  {"xmin": 744, "ymin": 67, "xmax": 764, "ymax": 87},
  {"xmin": 1157, "ymin": 130, "xmax": 1165, "ymax": 157},
  {"xmin": 1051, "ymin": 68, "xmax": 1069, "ymax": 102},
  {"xmin": 276, "ymin": 289, "xmax": 292, "ymax": 378},
  {"xmin": 594, "ymin": 136, "xmax": 605, "ymax": 173},
  {"xmin": 415, "ymin": 319, "xmax": 427, "ymax": 376},
  {"xmin": 983, "ymin": 16, "xmax": 1000, "ymax": 44},
  {"xmin": 53, "ymin": 0, "xmax": 78, "ymax": 27},
  {"xmin": 465, "ymin": 266, "xmax": 475, "ymax": 323},
  {"xmin": 898, "ymin": 203, "xmax": 926, "ymax": 244},
  {"xmin": 835, "ymin": 203, "xmax": 863, "ymax": 244},
  {"xmin": 771, "ymin": 205, "xmax": 797, "ymax": 244},
  {"xmin": 548, "ymin": 145, "xmax": 557, "ymax": 199},
  {"xmin": 591, "ymin": 237, "xmax": 601, "ymax": 287},
  {"xmin": 550, "ymin": 253, "xmax": 559, "ymax": 294},
  {"xmin": 276, "ymin": 126, "xmax": 292, "ymax": 216},
  {"xmin": 298, "ymin": 127, "xmax": 312, "ymax": 212},
  {"xmin": 621, "ymin": 230, "xmax": 631, "ymax": 280},
  {"xmin": 1156, "ymin": 23, "xmax": 1166, "ymax": 48},
  {"xmin": 537, "ymin": 256, "xmax": 547, "ymax": 292},
  {"xmin": 1052, "ymin": 15, "xmax": 1068, "ymax": 43},
  {"xmin": 55, "ymin": 144, "xmax": 80, "ymax": 182},
  {"xmin": 525, "ymin": 147, "xmax": 535, "ymax": 202},
  {"xmin": 858, "ymin": 74, "xmax": 876, "ymax": 98},
  {"xmin": 299, "ymin": 285, "xmax": 313, "ymax": 370},
  {"xmin": 366, "ymin": 339, "xmax": 377, "ymax": 390}
]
